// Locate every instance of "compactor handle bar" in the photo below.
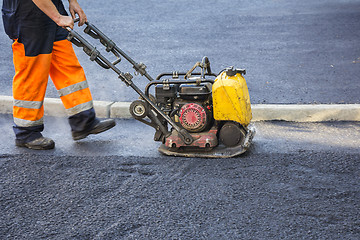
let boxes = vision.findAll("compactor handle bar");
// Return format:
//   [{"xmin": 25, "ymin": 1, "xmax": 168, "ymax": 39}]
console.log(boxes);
[
  {"xmin": 65, "ymin": 19, "xmax": 194, "ymax": 145},
  {"xmin": 66, "ymin": 18, "xmax": 153, "ymax": 82}
]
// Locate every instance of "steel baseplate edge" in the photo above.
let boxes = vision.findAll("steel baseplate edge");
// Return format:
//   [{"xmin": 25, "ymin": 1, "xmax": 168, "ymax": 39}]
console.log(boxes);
[{"xmin": 158, "ymin": 124, "xmax": 256, "ymax": 158}]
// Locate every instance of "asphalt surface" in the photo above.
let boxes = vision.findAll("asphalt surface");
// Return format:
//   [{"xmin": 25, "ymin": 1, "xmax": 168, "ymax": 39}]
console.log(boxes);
[
  {"xmin": 1, "ymin": 0, "xmax": 360, "ymax": 104},
  {"xmin": 1, "ymin": 0, "xmax": 360, "ymax": 239},
  {"xmin": 1, "ymin": 151, "xmax": 359, "ymax": 239},
  {"xmin": 0, "ymin": 114, "xmax": 359, "ymax": 239}
]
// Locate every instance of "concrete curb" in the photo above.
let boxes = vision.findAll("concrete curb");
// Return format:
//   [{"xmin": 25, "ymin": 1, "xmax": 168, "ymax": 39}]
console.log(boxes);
[
  {"xmin": 1, "ymin": 95, "xmax": 359, "ymax": 122},
  {"xmin": 251, "ymin": 104, "xmax": 360, "ymax": 122}
]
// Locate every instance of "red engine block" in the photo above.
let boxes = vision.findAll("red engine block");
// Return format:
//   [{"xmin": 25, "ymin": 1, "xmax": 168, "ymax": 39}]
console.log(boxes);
[{"xmin": 179, "ymin": 103, "xmax": 208, "ymax": 132}]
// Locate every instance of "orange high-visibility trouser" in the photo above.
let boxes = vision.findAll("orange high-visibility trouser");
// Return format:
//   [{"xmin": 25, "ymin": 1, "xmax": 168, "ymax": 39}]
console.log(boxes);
[{"xmin": 12, "ymin": 39, "xmax": 94, "ymax": 128}]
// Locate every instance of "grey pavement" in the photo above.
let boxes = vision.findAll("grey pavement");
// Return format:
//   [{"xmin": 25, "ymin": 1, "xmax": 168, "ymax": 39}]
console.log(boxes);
[
  {"xmin": 1, "ymin": 0, "xmax": 360, "ymax": 104},
  {"xmin": 0, "ymin": 114, "xmax": 359, "ymax": 157}
]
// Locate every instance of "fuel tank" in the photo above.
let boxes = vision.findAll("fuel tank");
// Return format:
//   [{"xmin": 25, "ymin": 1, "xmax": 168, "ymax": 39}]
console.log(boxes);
[{"xmin": 212, "ymin": 67, "xmax": 252, "ymax": 127}]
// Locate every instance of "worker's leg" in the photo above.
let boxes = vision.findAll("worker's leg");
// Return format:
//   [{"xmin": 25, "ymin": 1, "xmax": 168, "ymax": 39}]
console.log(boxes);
[
  {"xmin": 50, "ymin": 36, "xmax": 115, "ymax": 139},
  {"xmin": 49, "ymin": 38, "xmax": 97, "ymax": 132},
  {"xmin": 10, "ymin": 3, "xmax": 60, "ymax": 149},
  {"xmin": 12, "ymin": 39, "xmax": 51, "ymax": 144}
]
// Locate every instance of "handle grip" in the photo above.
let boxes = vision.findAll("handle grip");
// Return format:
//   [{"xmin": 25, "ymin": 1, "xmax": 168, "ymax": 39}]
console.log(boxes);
[{"xmin": 65, "ymin": 18, "xmax": 81, "ymax": 32}]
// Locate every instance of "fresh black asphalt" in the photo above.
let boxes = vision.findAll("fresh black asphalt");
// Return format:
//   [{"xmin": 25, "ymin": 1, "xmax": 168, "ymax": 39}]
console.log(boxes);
[
  {"xmin": 1, "ymin": 151, "xmax": 359, "ymax": 239},
  {"xmin": 0, "ymin": 115, "xmax": 359, "ymax": 239}
]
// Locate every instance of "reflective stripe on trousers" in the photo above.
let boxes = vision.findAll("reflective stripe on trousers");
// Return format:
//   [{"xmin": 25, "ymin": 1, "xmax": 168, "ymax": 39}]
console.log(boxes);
[{"xmin": 12, "ymin": 39, "xmax": 94, "ymax": 127}]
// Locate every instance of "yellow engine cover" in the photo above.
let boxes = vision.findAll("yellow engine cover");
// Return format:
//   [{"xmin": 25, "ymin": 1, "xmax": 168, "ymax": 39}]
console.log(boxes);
[{"xmin": 212, "ymin": 70, "xmax": 252, "ymax": 126}]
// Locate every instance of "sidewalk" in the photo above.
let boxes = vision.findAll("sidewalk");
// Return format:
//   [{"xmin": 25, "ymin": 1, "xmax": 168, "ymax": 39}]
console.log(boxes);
[{"xmin": 1, "ymin": 95, "xmax": 359, "ymax": 122}]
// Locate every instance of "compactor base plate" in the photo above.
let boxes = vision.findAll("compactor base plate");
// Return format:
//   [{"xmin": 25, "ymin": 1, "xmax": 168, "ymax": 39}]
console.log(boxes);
[{"xmin": 158, "ymin": 125, "xmax": 256, "ymax": 158}]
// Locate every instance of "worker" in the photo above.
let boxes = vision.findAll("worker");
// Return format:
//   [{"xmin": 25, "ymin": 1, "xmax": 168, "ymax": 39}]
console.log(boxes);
[{"xmin": 1, "ymin": 0, "xmax": 116, "ymax": 150}]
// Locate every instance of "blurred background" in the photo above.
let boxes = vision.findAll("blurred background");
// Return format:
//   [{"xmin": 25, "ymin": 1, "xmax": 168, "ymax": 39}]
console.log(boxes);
[{"xmin": 1, "ymin": 0, "xmax": 360, "ymax": 104}]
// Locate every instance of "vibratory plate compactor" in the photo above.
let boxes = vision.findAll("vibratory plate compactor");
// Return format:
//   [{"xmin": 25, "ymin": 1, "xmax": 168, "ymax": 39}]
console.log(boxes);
[{"xmin": 66, "ymin": 20, "xmax": 256, "ymax": 158}]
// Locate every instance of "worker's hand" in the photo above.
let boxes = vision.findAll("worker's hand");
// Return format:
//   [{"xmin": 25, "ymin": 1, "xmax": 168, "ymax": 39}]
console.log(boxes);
[
  {"xmin": 68, "ymin": 0, "xmax": 87, "ymax": 26},
  {"xmin": 56, "ymin": 15, "xmax": 74, "ymax": 29},
  {"xmin": 32, "ymin": 0, "xmax": 76, "ymax": 29}
]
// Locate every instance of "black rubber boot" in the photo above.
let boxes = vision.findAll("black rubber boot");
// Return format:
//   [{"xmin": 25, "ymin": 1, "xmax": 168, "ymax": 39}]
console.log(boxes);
[
  {"xmin": 15, "ymin": 136, "xmax": 55, "ymax": 150},
  {"xmin": 72, "ymin": 119, "xmax": 116, "ymax": 140}
]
